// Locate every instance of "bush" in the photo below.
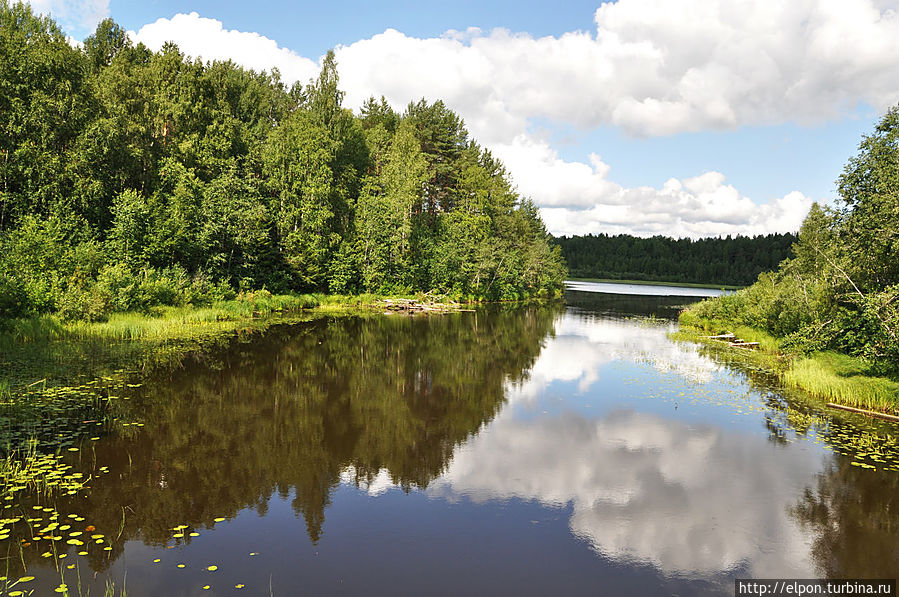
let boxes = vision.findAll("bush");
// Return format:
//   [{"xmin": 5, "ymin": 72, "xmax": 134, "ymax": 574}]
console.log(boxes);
[
  {"xmin": 0, "ymin": 272, "xmax": 29, "ymax": 320},
  {"xmin": 57, "ymin": 279, "xmax": 111, "ymax": 322}
]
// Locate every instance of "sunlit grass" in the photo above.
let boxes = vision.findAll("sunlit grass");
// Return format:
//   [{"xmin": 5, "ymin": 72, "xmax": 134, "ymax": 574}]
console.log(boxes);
[
  {"xmin": 677, "ymin": 312, "xmax": 899, "ymax": 415},
  {"xmin": 0, "ymin": 291, "xmax": 483, "ymax": 353},
  {"xmin": 0, "ymin": 291, "xmax": 474, "ymax": 399},
  {"xmin": 784, "ymin": 352, "xmax": 899, "ymax": 413},
  {"xmin": 730, "ymin": 325, "xmax": 780, "ymax": 352},
  {"xmin": 0, "ymin": 293, "xmax": 323, "ymax": 346}
]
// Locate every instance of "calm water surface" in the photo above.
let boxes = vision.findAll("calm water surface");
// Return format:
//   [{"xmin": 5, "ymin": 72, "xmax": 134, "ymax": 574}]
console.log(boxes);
[
  {"xmin": 3, "ymin": 287, "xmax": 898, "ymax": 596},
  {"xmin": 565, "ymin": 280, "xmax": 731, "ymax": 297}
]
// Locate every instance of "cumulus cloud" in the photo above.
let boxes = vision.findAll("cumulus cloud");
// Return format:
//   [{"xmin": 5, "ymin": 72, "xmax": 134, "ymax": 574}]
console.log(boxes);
[
  {"xmin": 495, "ymin": 135, "xmax": 813, "ymax": 237},
  {"xmin": 129, "ymin": 13, "xmax": 319, "ymax": 85},
  {"xmin": 124, "ymin": 2, "xmax": 896, "ymax": 236},
  {"xmin": 334, "ymin": 1, "xmax": 899, "ymax": 138},
  {"xmin": 339, "ymin": 305, "xmax": 821, "ymax": 576},
  {"xmin": 28, "ymin": 0, "xmax": 108, "ymax": 37}
]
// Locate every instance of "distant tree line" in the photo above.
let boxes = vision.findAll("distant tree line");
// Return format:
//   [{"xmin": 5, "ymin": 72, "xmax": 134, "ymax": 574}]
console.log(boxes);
[
  {"xmin": 0, "ymin": 2, "xmax": 565, "ymax": 322},
  {"xmin": 554, "ymin": 233, "xmax": 797, "ymax": 286}
]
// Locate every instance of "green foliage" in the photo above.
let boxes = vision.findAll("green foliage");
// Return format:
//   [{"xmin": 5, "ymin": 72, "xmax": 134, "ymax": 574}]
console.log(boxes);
[
  {"xmin": 837, "ymin": 106, "xmax": 899, "ymax": 292},
  {"xmin": 0, "ymin": 1, "xmax": 92, "ymax": 228},
  {"xmin": 0, "ymin": 5, "xmax": 565, "ymax": 327}
]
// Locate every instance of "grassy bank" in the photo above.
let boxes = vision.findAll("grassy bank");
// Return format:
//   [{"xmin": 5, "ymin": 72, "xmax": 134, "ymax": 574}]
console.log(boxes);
[
  {"xmin": 0, "ymin": 291, "xmax": 447, "ymax": 395},
  {"xmin": 569, "ymin": 277, "xmax": 743, "ymax": 290},
  {"xmin": 677, "ymin": 309, "xmax": 899, "ymax": 415},
  {"xmin": 0, "ymin": 290, "xmax": 458, "ymax": 345},
  {"xmin": 0, "ymin": 291, "xmax": 369, "ymax": 346}
]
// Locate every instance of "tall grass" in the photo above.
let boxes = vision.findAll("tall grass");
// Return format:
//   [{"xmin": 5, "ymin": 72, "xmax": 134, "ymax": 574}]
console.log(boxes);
[
  {"xmin": 0, "ymin": 293, "xmax": 322, "ymax": 345},
  {"xmin": 679, "ymin": 311, "xmax": 899, "ymax": 415},
  {"xmin": 784, "ymin": 352, "xmax": 899, "ymax": 413}
]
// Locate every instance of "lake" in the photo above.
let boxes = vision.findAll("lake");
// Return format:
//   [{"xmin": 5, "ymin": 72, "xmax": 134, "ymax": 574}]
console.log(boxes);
[{"xmin": 2, "ymin": 285, "xmax": 897, "ymax": 596}]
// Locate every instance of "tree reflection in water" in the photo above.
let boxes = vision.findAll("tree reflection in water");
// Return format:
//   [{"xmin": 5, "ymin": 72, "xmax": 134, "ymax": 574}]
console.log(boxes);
[
  {"xmin": 15, "ymin": 306, "xmax": 560, "ymax": 574},
  {"xmin": 791, "ymin": 458, "xmax": 899, "ymax": 577}
]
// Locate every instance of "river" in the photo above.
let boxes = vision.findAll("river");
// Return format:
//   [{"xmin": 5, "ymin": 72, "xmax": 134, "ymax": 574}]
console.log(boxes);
[{"xmin": 1, "ymin": 283, "xmax": 897, "ymax": 596}]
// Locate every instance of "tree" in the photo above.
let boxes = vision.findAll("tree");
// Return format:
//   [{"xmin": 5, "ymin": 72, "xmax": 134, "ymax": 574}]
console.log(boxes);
[
  {"xmin": 83, "ymin": 18, "xmax": 131, "ymax": 73},
  {"xmin": 837, "ymin": 106, "xmax": 899, "ymax": 292},
  {"xmin": 0, "ymin": 0, "xmax": 91, "ymax": 228},
  {"xmin": 0, "ymin": 8, "xmax": 566, "ymax": 320},
  {"xmin": 262, "ymin": 110, "xmax": 339, "ymax": 289}
]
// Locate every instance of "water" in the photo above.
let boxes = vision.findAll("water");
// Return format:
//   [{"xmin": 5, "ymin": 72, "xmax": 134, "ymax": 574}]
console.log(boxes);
[
  {"xmin": 2, "ymin": 288, "xmax": 898, "ymax": 596},
  {"xmin": 565, "ymin": 279, "xmax": 731, "ymax": 297}
]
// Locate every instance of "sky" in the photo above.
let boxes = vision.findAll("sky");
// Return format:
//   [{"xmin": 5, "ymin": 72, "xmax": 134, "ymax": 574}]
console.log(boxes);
[{"xmin": 26, "ymin": 0, "xmax": 899, "ymax": 238}]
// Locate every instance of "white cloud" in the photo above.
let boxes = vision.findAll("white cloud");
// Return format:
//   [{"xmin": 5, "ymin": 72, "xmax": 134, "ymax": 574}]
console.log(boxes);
[
  {"xmin": 340, "ymin": 466, "xmax": 397, "ymax": 496},
  {"xmin": 495, "ymin": 135, "xmax": 813, "ymax": 237},
  {"xmin": 337, "ymin": 301, "xmax": 822, "ymax": 577},
  {"xmin": 334, "ymin": 1, "xmax": 899, "ymax": 138},
  {"xmin": 123, "ymin": 2, "xmax": 896, "ymax": 236},
  {"xmin": 129, "ymin": 13, "xmax": 319, "ymax": 85},
  {"xmin": 28, "ymin": 0, "xmax": 108, "ymax": 37}
]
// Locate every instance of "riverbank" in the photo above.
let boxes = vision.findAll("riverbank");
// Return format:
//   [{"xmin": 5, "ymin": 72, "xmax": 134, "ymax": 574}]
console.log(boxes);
[
  {"xmin": 0, "ymin": 291, "xmax": 472, "ymax": 396},
  {"xmin": 570, "ymin": 277, "xmax": 743, "ymax": 291},
  {"xmin": 676, "ymin": 310, "xmax": 899, "ymax": 416},
  {"xmin": 0, "ymin": 291, "xmax": 468, "ymax": 343}
]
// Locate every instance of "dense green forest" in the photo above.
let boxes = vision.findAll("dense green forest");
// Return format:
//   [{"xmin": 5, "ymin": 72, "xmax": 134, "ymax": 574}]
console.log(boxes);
[
  {"xmin": 687, "ymin": 106, "xmax": 899, "ymax": 377},
  {"xmin": 0, "ymin": 2, "xmax": 565, "ymax": 323},
  {"xmin": 555, "ymin": 232, "xmax": 796, "ymax": 286}
]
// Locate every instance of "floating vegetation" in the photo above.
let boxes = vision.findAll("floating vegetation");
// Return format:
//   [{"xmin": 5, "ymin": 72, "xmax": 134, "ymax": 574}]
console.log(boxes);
[
  {"xmin": 0, "ymin": 386, "xmax": 112, "ymax": 455},
  {"xmin": 0, "ymin": 373, "xmax": 143, "ymax": 595},
  {"xmin": 623, "ymin": 348, "xmax": 899, "ymax": 475},
  {"xmin": 0, "ymin": 444, "xmax": 91, "ymax": 501}
]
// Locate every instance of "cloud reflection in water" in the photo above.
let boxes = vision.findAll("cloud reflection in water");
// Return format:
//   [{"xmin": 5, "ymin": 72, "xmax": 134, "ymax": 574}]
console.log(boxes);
[{"xmin": 346, "ymin": 310, "xmax": 823, "ymax": 579}]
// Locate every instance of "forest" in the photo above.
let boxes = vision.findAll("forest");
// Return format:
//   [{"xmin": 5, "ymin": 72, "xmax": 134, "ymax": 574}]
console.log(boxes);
[
  {"xmin": 0, "ymin": 2, "xmax": 566, "ymax": 323},
  {"xmin": 686, "ymin": 105, "xmax": 899, "ymax": 378},
  {"xmin": 555, "ymin": 232, "xmax": 796, "ymax": 286}
]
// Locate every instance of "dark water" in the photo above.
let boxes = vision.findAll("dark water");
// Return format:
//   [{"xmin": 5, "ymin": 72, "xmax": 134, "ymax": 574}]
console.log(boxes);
[{"xmin": 3, "ymin": 290, "xmax": 898, "ymax": 596}]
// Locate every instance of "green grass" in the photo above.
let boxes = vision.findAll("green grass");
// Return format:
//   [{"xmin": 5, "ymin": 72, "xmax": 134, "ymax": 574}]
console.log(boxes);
[
  {"xmin": 784, "ymin": 352, "xmax": 899, "ymax": 413},
  {"xmin": 677, "ymin": 311, "xmax": 899, "ymax": 415},
  {"xmin": 0, "ymin": 291, "xmax": 476, "ymax": 396},
  {"xmin": 0, "ymin": 293, "xmax": 326, "ymax": 346},
  {"xmin": 0, "ymin": 291, "xmax": 468, "ymax": 349},
  {"xmin": 568, "ymin": 277, "xmax": 743, "ymax": 290}
]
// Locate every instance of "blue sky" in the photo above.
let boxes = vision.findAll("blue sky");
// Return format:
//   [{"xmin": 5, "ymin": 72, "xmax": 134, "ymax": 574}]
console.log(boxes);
[
  {"xmin": 106, "ymin": 0, "xmax": 607, "ymax": 56},
  {"xmin": 30, "ymin": 0, "xmax": 899, "ymax": 238}
]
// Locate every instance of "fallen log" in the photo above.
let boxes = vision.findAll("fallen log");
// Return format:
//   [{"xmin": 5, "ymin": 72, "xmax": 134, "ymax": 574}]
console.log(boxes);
[{"xmin": 826, "ymin": 402, "xmax": 899, "ymax": 423}]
